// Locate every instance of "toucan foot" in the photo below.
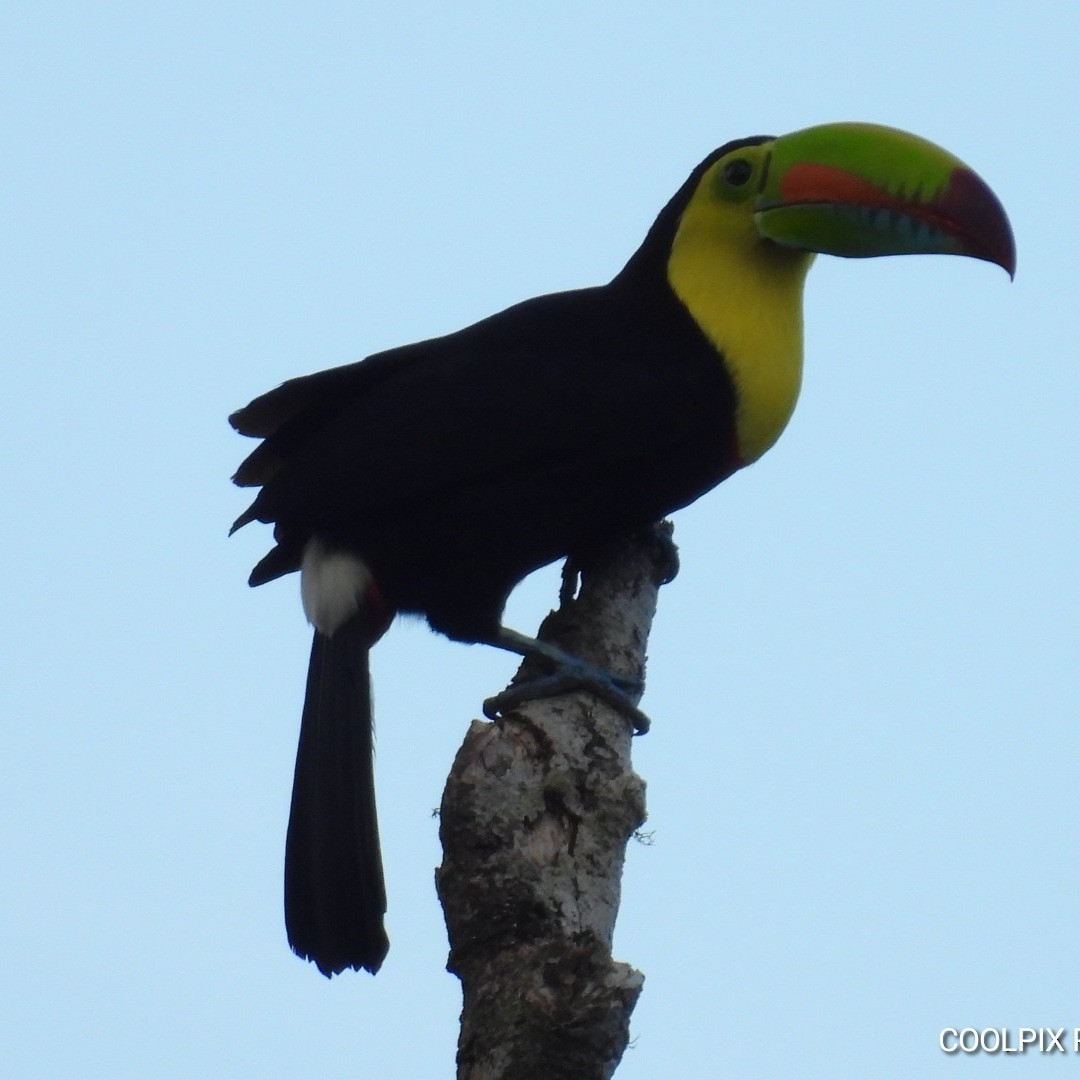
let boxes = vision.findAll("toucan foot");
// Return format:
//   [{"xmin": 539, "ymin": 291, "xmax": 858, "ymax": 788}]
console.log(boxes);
[
  {"xmin": 648, "ymin": 521, "xmax": 680, "ymax": 585},
  {"xmin": 484, "ymin": 626, "xmax": 650, "ymax": 734},
  {"xmin": 483, "ymin": 673, "xmax": 651, "ymax": 734}
]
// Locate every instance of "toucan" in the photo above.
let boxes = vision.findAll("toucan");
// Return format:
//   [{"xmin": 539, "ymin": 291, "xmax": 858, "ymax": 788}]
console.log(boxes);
[{"xmin": 231, "ymin": 122, "xmax": 1014, "ymax": 977}]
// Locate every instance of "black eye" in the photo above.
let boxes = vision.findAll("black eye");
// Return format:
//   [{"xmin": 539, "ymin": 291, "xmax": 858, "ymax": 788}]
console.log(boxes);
[{"xmin": 723, "ymin": 159, "xmax": 753, "ymax": 186}]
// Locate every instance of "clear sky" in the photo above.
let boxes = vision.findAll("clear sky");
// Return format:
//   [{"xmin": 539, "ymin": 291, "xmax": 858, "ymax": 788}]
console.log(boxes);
[{"xmin": 3, "ymin": 2, "xmax": 1076, "ymax": 1077}]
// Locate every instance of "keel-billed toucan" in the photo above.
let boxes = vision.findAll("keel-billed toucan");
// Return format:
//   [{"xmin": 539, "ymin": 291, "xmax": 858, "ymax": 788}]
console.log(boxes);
[{"xmin": 231, "ymin": 122, "xmax": 1014, "ymax": 977}]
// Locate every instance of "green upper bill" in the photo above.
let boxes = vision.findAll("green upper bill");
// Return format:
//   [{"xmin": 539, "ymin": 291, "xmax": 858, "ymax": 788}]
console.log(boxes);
[{"xmin": 753, "ymin": 122, "xmax": 1016, "ymax": 276}]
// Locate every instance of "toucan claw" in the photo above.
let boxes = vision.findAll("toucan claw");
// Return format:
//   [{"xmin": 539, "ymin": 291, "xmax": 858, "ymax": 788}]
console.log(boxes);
[{"xmin": 484, "ymin": 672, "xmax": 651, "ymax": 735}]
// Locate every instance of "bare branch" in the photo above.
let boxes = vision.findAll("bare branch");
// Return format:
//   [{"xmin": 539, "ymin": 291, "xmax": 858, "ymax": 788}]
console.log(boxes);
[{"xmin": 436, "ymin": 525, "xmax": 674, "ymax": 1080}]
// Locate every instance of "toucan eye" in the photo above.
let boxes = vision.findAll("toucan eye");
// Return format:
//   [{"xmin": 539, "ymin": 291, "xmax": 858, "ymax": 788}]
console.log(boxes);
[{"xmin": 723, "ymin": 159, "xmax": 753, "ymax": 186}]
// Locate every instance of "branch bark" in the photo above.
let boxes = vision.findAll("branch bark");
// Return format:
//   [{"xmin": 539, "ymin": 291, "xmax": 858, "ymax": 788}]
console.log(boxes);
[{"xmin": 436, "ymin": 524, "xmax": 674, "ymax": 1080}]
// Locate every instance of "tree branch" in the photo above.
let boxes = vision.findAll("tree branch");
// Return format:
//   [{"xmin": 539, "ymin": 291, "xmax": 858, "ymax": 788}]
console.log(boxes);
[{"xmin": 436, "ymin": 524, "xmax": 674, "ymax": 1080}]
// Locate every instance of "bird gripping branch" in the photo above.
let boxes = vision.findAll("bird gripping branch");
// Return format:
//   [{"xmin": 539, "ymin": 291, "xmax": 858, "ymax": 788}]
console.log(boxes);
[{"xmin": 230, "ymin": 121, "xmax": 1014, "ymax": 977}]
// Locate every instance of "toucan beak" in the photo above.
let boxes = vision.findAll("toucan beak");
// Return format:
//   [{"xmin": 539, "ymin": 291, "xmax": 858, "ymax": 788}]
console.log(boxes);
[{"xmin": 754, "ymin": 122, "xmax": 1016, "ymax": 278}]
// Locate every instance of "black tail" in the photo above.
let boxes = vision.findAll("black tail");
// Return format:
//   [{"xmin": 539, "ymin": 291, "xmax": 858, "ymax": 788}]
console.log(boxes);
[{"xmin": 284, "ymin": 615, "xmax": 389, "ymax": 976}]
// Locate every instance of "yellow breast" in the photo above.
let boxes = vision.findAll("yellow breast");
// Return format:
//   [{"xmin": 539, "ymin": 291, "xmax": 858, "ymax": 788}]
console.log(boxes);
[{"xmin": 666, "ymin": 188, "xmax": 813, "ymax": 465}]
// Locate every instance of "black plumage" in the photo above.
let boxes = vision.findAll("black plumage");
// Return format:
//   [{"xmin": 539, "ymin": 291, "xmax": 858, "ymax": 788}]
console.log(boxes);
[{"xmin": 231, "ymin": 139, "xmax": 757, "ymax": 976}]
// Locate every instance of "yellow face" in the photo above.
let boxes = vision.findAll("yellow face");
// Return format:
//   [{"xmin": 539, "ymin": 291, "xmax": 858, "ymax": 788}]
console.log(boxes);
[
  {"xmin": 667, "ymin": 141, "xmax": 814, "ymax": 465},
  {"xmin": 662, "ymin": 121, "xmax": 1013, "ymax": 465}
]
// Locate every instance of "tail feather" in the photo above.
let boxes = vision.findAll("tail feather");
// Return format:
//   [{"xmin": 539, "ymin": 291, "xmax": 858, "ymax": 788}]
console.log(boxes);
[{"xmin": 284, "ymin": 616, "xmax": 389, "ymax": 976}]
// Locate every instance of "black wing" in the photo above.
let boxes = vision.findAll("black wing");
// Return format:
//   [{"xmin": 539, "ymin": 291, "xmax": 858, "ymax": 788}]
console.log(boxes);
[{"xmin": 231, "ymin": 282, "xmax": 737, "ymax": 624}]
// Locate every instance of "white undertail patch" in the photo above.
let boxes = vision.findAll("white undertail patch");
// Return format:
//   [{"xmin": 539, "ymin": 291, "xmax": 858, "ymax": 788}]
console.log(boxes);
[{"xmin": 300, "ymin": 537, "xmax": 373, "ymax": 636}]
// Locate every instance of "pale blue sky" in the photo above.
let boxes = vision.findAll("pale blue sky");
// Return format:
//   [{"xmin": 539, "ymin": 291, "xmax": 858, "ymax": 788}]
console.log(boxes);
[{"xmin": 3, "ymin": 3, "xmax": 1077, "ymax": 1077}]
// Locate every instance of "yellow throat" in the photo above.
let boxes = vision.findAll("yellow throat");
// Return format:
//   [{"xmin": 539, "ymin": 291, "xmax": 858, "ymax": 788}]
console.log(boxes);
[{"xmin": 667, "ymin": 159, "xmax": 813, "ymax": 465}]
